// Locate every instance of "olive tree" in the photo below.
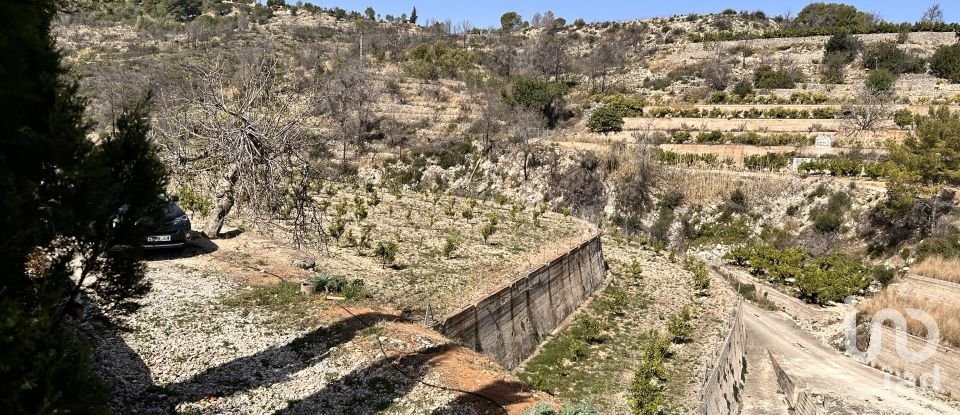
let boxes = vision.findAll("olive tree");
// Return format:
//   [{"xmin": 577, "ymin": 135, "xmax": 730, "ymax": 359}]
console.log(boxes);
[{"xmin": 153, "ymin": 53, "xmax": 316, "ymax": 238}]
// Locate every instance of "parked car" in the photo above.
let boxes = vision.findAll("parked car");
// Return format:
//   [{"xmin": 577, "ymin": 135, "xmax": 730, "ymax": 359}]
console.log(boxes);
[{"xmin": 143, "ymin": 196, "xmax": 192, "ymax": 249}]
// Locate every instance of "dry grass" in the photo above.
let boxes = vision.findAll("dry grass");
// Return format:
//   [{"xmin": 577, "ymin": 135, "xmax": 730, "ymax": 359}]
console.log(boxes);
[
  {"xmin": 859, "ymin": 289, "xmax": 960, "ymax": 349},
  {"xmin": 912, "ymin": 256, "xmax": 960, "ymax": 284}
]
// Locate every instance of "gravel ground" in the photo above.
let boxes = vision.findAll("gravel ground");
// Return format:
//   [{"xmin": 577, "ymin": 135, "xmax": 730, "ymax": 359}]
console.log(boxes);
[{"xmin": 85, "ymin": 254, "xmax": 541, "ymax": 414}]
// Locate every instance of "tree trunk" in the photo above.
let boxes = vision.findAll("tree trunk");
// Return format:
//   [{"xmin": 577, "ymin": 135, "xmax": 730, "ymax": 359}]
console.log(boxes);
[{"xmin": 203, "ymin": 163, "xmax": 240, "ymax": 239}]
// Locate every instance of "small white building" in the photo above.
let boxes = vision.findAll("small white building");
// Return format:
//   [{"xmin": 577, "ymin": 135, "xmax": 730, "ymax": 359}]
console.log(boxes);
[{"xmin": 814, "ymin": 135, "xmax": 834, "ymax": 148}]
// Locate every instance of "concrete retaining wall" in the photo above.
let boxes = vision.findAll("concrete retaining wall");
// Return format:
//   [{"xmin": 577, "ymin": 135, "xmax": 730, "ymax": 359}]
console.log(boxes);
[
  {"xmin": 768, "ymin": 351, "xmax": 821, "ymax": 415},
  {"xmin": 867, "ymin": 325, "xmax": 960, "ymax": 397},
  {"xmin": 701, "ymin": 300, "xmax": 747, "ymax": 415},
  {"xmin": 712, "ymin": 265, "xmax": 834, "ymax": 323},
  {"xmin": 433, "ymin": 235, "xmax": 606, "ymax": 369},
  {"xmin": 897, "ymin": 274, "xmax": 960, "ymax": 307}
]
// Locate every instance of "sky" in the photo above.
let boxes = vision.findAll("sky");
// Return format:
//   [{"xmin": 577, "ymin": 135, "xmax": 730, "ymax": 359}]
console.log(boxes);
[{"xmin": 298, "ymin": 1, "xmax": 958, "ymax": 28}]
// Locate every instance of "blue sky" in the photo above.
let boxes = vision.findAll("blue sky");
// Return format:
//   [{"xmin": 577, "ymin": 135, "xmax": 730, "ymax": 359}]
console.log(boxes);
[{"xmin": 298, "ymin": 1, "xmax": 957, "ymax": 28}]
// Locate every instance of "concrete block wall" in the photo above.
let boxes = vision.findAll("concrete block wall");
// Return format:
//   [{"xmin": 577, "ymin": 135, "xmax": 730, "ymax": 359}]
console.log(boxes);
[
  {"xmin": 769, "ymin": 351, "xmax": 821, "ymax": 415},
  {"xmin": 701, "ymin": 300, "xmax": 747, "ymax": 415},
  {"xmin": 434, "ymin": 235, "xmax": 606, "ymax": 369},
  {"xmin": 868, "ymin": 325, "xmax": 960, "ymax": 397},
  {"xmin": 897, "ymin": 274, "xmax": 960, "ymax": 307}
]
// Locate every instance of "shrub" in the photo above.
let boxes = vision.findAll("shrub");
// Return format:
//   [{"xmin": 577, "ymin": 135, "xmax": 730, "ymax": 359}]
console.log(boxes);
[
  {"xmin": 572, "ymin": 315, "xmax": 607, "ymax": 344},
  {"xmin": 865, "ymin": 68, "xmax": 895, "ymax": 93},
  {"xmin": 667, "ymin": 307, "xmax": 695, "ymax": 343},
  {"xmin": 629, "ymin": 331, "xmax": 671, "ymax": 415},
  {"xmin": 697, "ymin": 130, "xmax": 724, "ymax": 143},
  {"xmin": 374, "ymin": 241, "xmax": 398, "ymax": 267},
  {"xmin": 684, "ymin": 257, "xmax": 710, "ymax": 291},
  {"xmin": 797, "ymin": 253, "xmax": 870, "ymax": 304},
  {"xmin": 600, "ymin": 94, "xmax": 645, "ymax": 117},
  {"xmin": 587, "ymin": 106, "xmax": 624, "ymax": 134},
  {"xmin": 862, "ymin": 41, "xmax": 925, "ymax": 74},
  {"xmin": 407, "ymin": 41, "xmax": 474, "ymax": 80},
  {"xmin": 809, "ymin": 191, "xmax": 851, "ymax": 233},
  {"xmin": 441, "ymin": 235, "xmax": 460, "ymax": 258},
  {"xmin": 732, "ymin": 79, "xmax": 754, "ymax": 98},
  {"xmin": 744, "ymin": 153, "xmax": 789, "ymax": 171},
  {"xmin": 480, "ymin": 220, "xmax": 497, "ymax": 243},
  {"xmin": 754, "ymin": 65, "xmax": 801, "ymax": 89},
  {"xmin": 892, "ymin": 108, "xmax": 915, "ymax": 129},
  {"xmin": 341, "ymin": 279, "xmax": 366, "ymax": 300},
  {"xmin": 523, "ymin": 401, "xmax": 599, "ymax": 415},
  {"xmin": 728, "ymin": 189, "xmax": 748, "ymax": 214},
  {"xmin": 930, "ymin": 43, "xmax": 960, "ymax": 83},
  {"xmin": 821, "ymin": 52, "xmax": 847, "ymax": 84},
  {"xmin": 312, "ymin": 273, "xmax": 347, "ymax": 293},
  {"xmin": 506, "ymin": 76, "xmax": 568, "ymax": 127},
  {"xmin": 824, "ymin": 33, "xmax": 862, "ymax": 63},
  {"xmin": 795, "ymin": 3, "xmax": 873, "ymax": 32}
]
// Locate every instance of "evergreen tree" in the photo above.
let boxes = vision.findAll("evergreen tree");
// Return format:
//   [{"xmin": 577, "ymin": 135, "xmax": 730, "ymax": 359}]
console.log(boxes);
[
  {"xmin": 410, "ymin": 6, "xmax": 418, "ymax": 24},
  {"xmin": 0, "ymin": 1, "xmax": 167, "ymax": 413}
]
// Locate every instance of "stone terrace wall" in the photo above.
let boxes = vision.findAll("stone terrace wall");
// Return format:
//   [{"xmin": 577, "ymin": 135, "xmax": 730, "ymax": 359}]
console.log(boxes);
[
  {"xmin": 433, "ymin": 235, "xmax": 606, "ymax": 369},
  {"xmin": 701, "ymin": 299, "xmax": 747, "ymax": 415}
]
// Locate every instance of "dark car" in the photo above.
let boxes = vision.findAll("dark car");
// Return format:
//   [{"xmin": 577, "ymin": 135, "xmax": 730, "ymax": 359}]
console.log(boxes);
[{"xmin": 144, "ymin": 196, "xmax": 192, "ymax": 249}]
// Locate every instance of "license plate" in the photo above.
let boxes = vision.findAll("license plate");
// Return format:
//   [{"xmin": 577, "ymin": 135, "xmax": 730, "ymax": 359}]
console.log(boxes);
[{"xmin": 147, "ymin": 235, "xmax": 172, "ymax": 242}]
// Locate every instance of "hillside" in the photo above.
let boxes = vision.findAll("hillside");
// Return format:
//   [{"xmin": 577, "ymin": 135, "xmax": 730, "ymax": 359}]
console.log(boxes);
[{"xmin": 35, "ymin": 1, "xmax": 960, "ymax": 414}]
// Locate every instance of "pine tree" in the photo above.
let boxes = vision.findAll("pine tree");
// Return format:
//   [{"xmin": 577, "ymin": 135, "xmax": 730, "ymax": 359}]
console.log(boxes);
[
  {"xmin": 0, "ymin": 1, "xmax": 167, "ymax": 412},
  {"xmin": 410, "ymin": 6, "xmax": 418, "ymax": 24}
]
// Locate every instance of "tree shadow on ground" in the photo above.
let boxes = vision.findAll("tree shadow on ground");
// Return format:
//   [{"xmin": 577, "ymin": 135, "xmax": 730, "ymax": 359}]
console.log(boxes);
[
  {"xmin": 273, "ymin": 346, "xmax": 451, "ymax": 415},
  {"xmin": 429, "ymin": 379, "xmax": 532, "ymax": 415},
  {"xmin": 92, "ymin": 309, "xmax": 399, "ymax": 413}
]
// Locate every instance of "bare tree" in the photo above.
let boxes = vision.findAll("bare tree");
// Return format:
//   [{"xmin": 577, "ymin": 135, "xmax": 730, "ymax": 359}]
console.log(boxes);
[
  {"xmin": 319, "ymin": 59, "xmax": 377, "ymax": 164},
  {"xmin": 921, "ymin": 3, "xmax": 944, "ymax": 24},
  {"xmin": 584, "ymin": 41, "xmax": 623, "ymax": 92},
  {"xmin": 153, "ymin": 53, "xmax": 316, "ymax": 238},
  {"xmin": 842, "ymin": 90, "xmax": 891, "ymax": 137},
  {"xmin": 702, "ymin": 41, "xmax": 732, "ymax": 90}
]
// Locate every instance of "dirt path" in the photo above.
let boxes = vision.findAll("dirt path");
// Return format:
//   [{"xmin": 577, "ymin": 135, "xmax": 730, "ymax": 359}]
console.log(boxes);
[
  {"xmin": 740, "ymin": 331, "xmax": 790, "ymax": 415},
  {"xmin": 741, "ymin": 302, "xmax": 959, "ymax": 414}
]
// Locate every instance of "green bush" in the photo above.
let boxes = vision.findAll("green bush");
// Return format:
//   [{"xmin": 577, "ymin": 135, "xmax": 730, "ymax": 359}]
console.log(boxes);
[
  {"xmin": 600, "ymin": 94, "xmax": 645, "ymax": 117},
  {"xmin": 407, "ymin": 41, "xmax": 474, "ymax": 80},
  {"xmin": 809, "ymin": 191, "xmax": 851, "ymax": 234},
  {"xmin": 930, "ymin": 43, "xmax": 960, "ymax": 83},
  {"xmin": 732, "ymin": 79, "xmax": 754, "ymax": 98},
  {"xmin": 915, "ymin": 236, "xmax": 960, "ymax": 260},
  {"xmin": 374, "ymin": 241, "xmax": 398, "ymax": 267},
  {"xmin": 797, "ymin": 253, "xmax": 870, "ymax": 304},
  {"xmin": 744, "ymin": 153, "xmax": 789, "ymax": 171},
  {"xmin": 587, "ymin": 106, "xmax": 624, "ymax": 134},
  {"xmin": 795, "ymin": 3, "xmax": 873, "ymax": 32},
  {"xmin": 629, "ymin": 331, "xmax": 671, "ymax": 415},
  {"xmin": 684, "ymin": 257, "xmax": 710, "ymax": 290},
  {"xmin": 523, "ymin": 401, "xmax": 599, "ymax": 415},
  {"xmin": 441, "ymin": 235, "xmax": 460, "ymax": 258},
  {"xmin": 506, "ymin": 76, "xmax": 568, "ymax": 127},
  {"xmin": 754, "ymin": 65, "xmax": 801, "ymax": 89},
  {"xmin": 865, "ymin": 68, "xmax": 896, "ymax": 93},
  {"xmin": 725, "ymin": 243, "xmax": 805, "ymax": 283},
  {"xmin": 893, "ymin": 108, "xmax": 916, "ymax": 129},
  {"xmin": 821, "ymin": 52, "xmax": 847, "ymax": 84},
  {"xmin": 862, "ymin": 41, "xmax": 925, "ymax": 74},
  {"xmin": 667, "ymin": 307, "xmax": 695, "ymax": 343},
  {"xmin": 824, "ymin": 33, "xmax": 862, "ymax": 63}
]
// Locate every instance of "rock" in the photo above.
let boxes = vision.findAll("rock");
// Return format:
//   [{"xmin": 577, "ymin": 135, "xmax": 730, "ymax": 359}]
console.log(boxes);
[{"xmin": 291, "ymin": 258, "xmax": 316, "ymax": 270}]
